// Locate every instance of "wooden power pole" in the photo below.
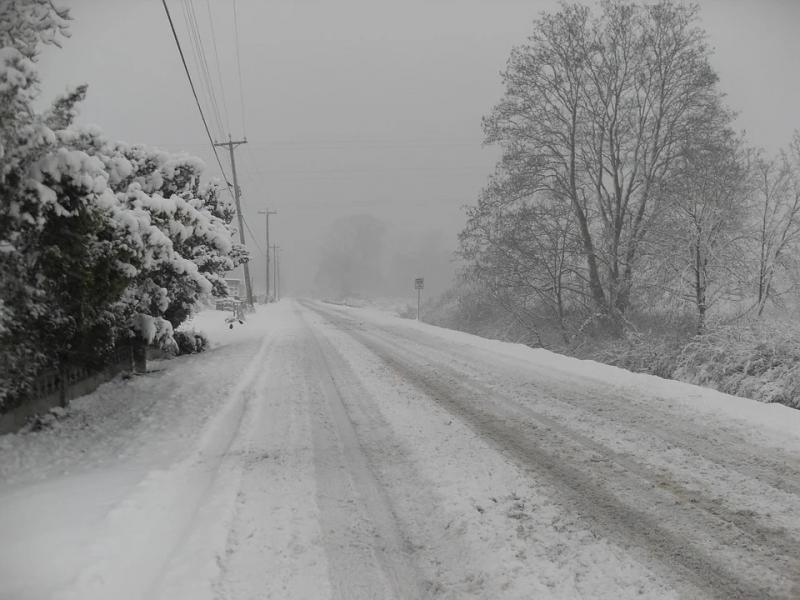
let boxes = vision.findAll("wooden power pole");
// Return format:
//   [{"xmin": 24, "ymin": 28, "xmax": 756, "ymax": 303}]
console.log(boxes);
[
  {"xmin": 271, "ymin": 244, "xmax": 280, "ymax": 301},
  {"xmin": 259, "ymin": 209, "xmax": 277, "ymax": 302},
  {"xmin": 214, "ymin": 135, "xmax": 254, "ymax": 306}
]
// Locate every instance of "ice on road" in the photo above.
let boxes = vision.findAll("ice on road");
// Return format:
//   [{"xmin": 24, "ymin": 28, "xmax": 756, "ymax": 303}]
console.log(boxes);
[{"xmin": 2, "ymin": 299, "xmax": 799, "ymax": 599}]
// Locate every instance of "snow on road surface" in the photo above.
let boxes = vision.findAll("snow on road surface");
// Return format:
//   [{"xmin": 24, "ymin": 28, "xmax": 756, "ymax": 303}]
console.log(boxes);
[{"xmin": 1, "ymin": 300, "xmax": 799, "ymax": 599}]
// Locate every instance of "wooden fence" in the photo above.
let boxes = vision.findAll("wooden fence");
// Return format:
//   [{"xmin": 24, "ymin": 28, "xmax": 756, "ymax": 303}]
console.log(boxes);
[{"xmin": 0, "ymin": 344, "xmax": 138, "ymax": 435}]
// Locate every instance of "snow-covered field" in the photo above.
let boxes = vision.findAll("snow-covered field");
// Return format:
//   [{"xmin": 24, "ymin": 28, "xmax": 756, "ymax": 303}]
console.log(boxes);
[{"xmin": 1, "ymin": 300, "xmax": 799, "ymax": 599}]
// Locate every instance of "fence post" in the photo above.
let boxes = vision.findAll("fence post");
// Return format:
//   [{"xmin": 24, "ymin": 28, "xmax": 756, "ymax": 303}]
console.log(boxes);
[
  {"xmin": 118, "ymin": 341, "xmax": 134, "ymax": 373},
  {"xmin": 132, "ymin": 337, "xmax": 147, "ymax": 373},
  {"xmin": 58, "ymin": 368, "xmax": 67, "ymax": 408}
]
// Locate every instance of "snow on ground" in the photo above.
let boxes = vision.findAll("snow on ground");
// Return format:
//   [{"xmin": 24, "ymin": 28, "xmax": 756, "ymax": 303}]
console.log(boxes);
[
  {"xmin": 302, "ymin": 307, "xmax": 679, "ymax": 599},
  {"xmin": 301, "ymin": 300, "xmax": 800, "ymax": 598},
  {"xmin": 320, "ymin": 296, "xmax": 414, "ymax": 317},
  {"xmin": 340, "ymin": 303, "xmax": 800, "ymax": 447},
  {"xmin": 0, "ymin": 305, "xmax": 282, "ymax": 600},
  {"xmin": 1, "ymin": 298, "xmax": 798, "ymax": 599}
]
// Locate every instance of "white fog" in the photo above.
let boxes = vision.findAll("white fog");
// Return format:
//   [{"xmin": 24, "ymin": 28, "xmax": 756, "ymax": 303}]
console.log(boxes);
[{"xmin": 4, "ymin": 1, "xmax": 800, "ymax": 598}]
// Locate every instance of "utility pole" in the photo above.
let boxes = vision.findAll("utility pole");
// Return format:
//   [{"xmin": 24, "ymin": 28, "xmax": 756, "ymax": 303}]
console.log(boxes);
[
  {"xmin": 271, "ymin": 244, "xmax": 280, "ymax": 301},
  {"xmin": 214, "ymin": 135, "xmax": 253, "ymax": 306},
  {"xmin": 258, "ymin": 209, "xmax": 277, "ymax": 302},
  {"xmin": 415, "ymin": 277, "xmax": 424, "ymax": 321}
]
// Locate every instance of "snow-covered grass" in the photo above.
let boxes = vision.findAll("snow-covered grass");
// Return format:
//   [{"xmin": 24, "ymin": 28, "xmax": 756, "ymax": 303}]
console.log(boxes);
[
  {"xmin": 583, "ymin": 317, "xmax": 800, "ymax": 410},
  {"xmin": 674, "ymin": 320, "xmax": 800, "ymax": 408},
  {"xmin": 426, "ymin": 293, "xmax": 800, "ymax": 410}
]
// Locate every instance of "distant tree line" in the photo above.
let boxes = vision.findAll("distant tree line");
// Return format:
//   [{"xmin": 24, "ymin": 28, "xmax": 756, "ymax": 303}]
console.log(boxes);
[
  {"xmin": 0, "ymin": 1, "xmax": 247, "ymax": 410},
  {"xmin": 460, "ymin": 0, "xmax": 800, "ymax": 343}
]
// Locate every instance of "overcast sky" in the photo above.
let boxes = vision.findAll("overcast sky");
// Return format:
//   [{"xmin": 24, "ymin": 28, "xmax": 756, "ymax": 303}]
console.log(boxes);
[{"xmin": 37, "ymin": 0, "xmax": 800, "ymax": 299}]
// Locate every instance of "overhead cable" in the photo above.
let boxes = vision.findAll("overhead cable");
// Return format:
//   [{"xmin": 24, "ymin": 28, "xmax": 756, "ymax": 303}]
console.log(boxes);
[
  {"xmin": 161, "ymin": 0, "xmax": 233, "ymax": 190},
  {"xmin": 205, "ymin": 0, "xmax": 231, "ymax": 134},
  {"xmin": 181, "ymin": 0, "xmax": 226, "ymax": 137},
  {"xmin": 232, "ymin": 0, "xmax": 247, "ymax": 136}
]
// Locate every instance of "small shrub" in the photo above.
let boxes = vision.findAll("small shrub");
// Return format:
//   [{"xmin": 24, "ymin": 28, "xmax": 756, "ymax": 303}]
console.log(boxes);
[
  {"xmin": 22, "ymin": 407, "xmax": 68, "ymax": 433},
  {"xmin": 595, "ymin": 331, "xmax": 684, "ymax": 379},
  {"xmin": 173, "ymin": 330, "xmax": 210, "ymax": 355},
  {"xmin": 398, "ymin": 304, "xmax": 417, "ymax": 319}
]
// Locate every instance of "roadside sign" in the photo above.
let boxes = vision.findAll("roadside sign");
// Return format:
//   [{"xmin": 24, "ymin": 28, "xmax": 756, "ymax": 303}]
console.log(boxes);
[{"xmin": 415, "ymin": 277, "xmax": 424, "ymax": 321}]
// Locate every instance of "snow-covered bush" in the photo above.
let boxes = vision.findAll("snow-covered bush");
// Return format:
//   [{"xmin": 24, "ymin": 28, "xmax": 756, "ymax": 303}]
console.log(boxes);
[
  {"xmin": 594, "ymin": 332, "xmax": 684, "ymax": 379},
  {"xmin": 0, "ymin": 3, "xmax": 245, "ymax": 412},
  {"xmin": 0, "ymin": 1, "xmax": 86, "ymax": 408},
  {"xmin": 674, "ymin": 321, "xmax": 800, "ymax": 408},
  {"xmin": 173, "ymin": 330, "xmax": 209, "ymax": 355}
]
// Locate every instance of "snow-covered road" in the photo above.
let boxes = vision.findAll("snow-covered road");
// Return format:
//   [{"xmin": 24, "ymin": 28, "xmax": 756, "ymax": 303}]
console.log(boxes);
[{"xmin": 2, "ymin": 299, "xmax": 799, "ymax": 599}]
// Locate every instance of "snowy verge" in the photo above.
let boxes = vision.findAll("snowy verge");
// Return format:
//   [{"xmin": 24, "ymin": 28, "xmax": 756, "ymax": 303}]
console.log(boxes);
[
  {"xmin": 320, "ymin": 295, "xmax": 413, "ymax": 316},
  {"xmin": 49, "ymin": 331, "xmax": 273, "ymax": 600},
  {"xmin": 320, "ymin": 302, "xmax": 800, "ymax": 444},
  {"xmin": 0, "ymin": 304, "xmax": 285, "ymax": 600},
  {"xmin": 179, "ymin": 303, "xmax": 276, "ymax": 349}
]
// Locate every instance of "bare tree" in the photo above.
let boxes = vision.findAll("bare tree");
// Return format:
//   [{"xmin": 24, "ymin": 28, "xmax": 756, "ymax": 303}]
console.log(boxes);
[
  {"xmin": 750, "ymin": 136, "xmax": 800, "ymax": 316},
  {"xmin": 460, "ymin": 175, "xmax": 582, "ymax": 341},
  {"xmin": 652, "ymin": 128, "xmax": 749, "ymax": 332},
  {"xmin": 481, "ymin": 1, "xmax": 729, "ymax": 331}
]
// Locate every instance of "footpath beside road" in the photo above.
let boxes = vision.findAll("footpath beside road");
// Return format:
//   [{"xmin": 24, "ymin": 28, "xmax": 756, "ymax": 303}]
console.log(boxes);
[{"xmin": 1, "ymin": 299, "xmax": 799, "ymax": 599}]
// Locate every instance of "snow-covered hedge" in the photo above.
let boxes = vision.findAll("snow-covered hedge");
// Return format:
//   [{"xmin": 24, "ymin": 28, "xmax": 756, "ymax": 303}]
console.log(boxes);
[{"xmin": 0, "ymin": 1, "xmax": 246, "ymax": 412}]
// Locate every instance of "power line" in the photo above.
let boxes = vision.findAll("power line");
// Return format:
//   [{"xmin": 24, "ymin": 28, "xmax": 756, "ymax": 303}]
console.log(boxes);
[
  {"xmin": 240, "ymin": 144, "xmax": 268, "ymax": 195},
  {"xmin": 161, "ymin": 0, "xmax": 233, "ymax": 189},
  {"xmin": 181, "ymin": 0, "xmax": 226, "ymax": 137},
  {"xmin": 179, "ymin": 1, "xmax": 217, "ymax": 134},
  {"xmin": 243, "ymin": 217, "xmax": 265, "ymax": 255},
  {"xmin": 147, "ymin": 138, "xmax": 482, "ymax": 149},
  {"xmin": 205, "ymin": 0, "xmax": 231, "ymax": 135},
  {"xmin": 225, "ymin": 152, "xmax": 264, "ymax": 254},
  {"xmin": 252, "ymin": 165, "xmax": 489, "ymax": 175},
  {"xmin": 163, "ymin": 0, "xmax": 262, "ymax": 293},
  {"xmin": 232, "ymin": 0, "xmax": 247, "ymax": 136},
  {"xmin": 247, "ymin": 139, "xmax": 480, "ymax": 148}
]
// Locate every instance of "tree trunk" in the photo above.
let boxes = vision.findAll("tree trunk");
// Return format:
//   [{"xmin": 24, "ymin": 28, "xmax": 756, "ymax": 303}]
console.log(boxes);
[{"xmin": 694, "ymin": 241, "xmax": 707, "ymax": 334}]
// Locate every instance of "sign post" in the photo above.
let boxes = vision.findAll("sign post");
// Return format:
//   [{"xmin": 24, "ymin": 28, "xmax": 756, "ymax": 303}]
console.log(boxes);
[{"xmin": 414, "ymin": 277, "xmax": 424, "ymax": 321}]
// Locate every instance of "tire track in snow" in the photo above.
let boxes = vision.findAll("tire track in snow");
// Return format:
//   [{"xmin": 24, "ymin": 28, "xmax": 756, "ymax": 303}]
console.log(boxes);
[
  {"xmin": 305, "ymin": 301, "xmax": 800, "ymax": 600},
  {"xmin": 370, "ymin": 313, "xmax": 800, "ymax": 499},
  {"xmin": 313, "ymin": 302, "xmax": 800, "ymax": 522},
  {"xmin": 360, "ymin": 335, "xmax": 798, "ymax": 599},
  {"xmin": 299, "ymin": 308, "xmax": 427, "ymax": 600},
  {"xmin": 213, "ymin": 317, "xmax": 333, "ymax": 600},
  {"xmin": 301, "ymin": 304, "xmax": 682, "ymax": 598},
  {"xmin": 346, "ymin": 311, "xmax": 800, "ymax": 555},
  {"xmin": 358, "ymin": 322, "xmax": 800, "ymax": 559}
]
